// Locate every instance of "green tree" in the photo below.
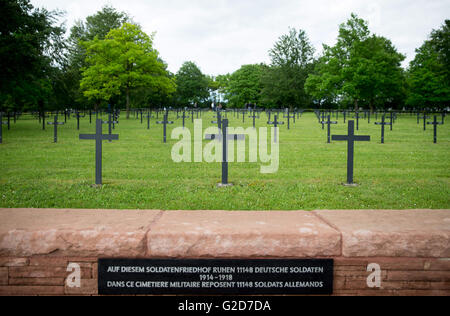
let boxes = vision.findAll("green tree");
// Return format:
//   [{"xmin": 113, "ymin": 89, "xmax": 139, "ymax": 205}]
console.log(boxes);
[
  {"xmin": 261, "ymin": 28, "xmax": 315, "ymax": 108},
  {"xmin": 68, "ymin": 5, "xmax": 130, "ymax": 69},
  {"xmin": 304, "ymin": 56, "xmax": 340, "ymax": 107},
  {"xmin": 175, "ymin": 61, "xmax": 210, "ymax": 107},
  {"xmin": 407, "ymin": 20, "xmax": 450, "ymax": 109},
  {"xmin": 226, "ymin": 64, "xmax": 264, "ymax": 108},
  {"xmin": 80, "ymin": 23, "xmax": 176, "ymax": 117},
  {"xmin": 305, "ymin": 14, "xmax": 406, "ymax": 110},
  {"xmin": 65, "ymin": 6, "xmax": 130, "ymax": 108},
  {"xmin": 0, "ymin": 0, "xmax": 66, "ymax": 112}
]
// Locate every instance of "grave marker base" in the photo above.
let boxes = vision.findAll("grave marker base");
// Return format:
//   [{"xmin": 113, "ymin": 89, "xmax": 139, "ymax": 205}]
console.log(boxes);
[
  {"xmin": 342, "ymin": 183, "xmax": 359, "ymax": 187},
  {"xmin": 217, "ymin": 183, "xmax": 234, "ymax": 188}
]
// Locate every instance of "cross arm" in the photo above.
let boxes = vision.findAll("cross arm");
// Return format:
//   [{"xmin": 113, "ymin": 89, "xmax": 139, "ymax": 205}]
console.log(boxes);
[
  {"xmin": 205, "ymin": 134, "xmax": 245, "ymax": 141},
  {"xmin": 103, "ymin": 134, "xmax": 119, "ymax": 141},
  {"xmin": 331, "ymin": 135, "xmax": 348, "ymax": 141},
  {"xmin": 229, "ymin": 134, "xmax": 245, "ymax": 141},
  {"xmin": 205, "ymin": 134, "xmax": 220, "ymax": 141},
  {"xmin": 354, "ymin": 135, "xmax": 371, "ymax": 141},
  {"xmin": 375, "ymin": 122, "xmax": 391, "ymax": 125},
  {"xmin": 79, "ymin": 134, "xmax": 96, "ymax": 140}
]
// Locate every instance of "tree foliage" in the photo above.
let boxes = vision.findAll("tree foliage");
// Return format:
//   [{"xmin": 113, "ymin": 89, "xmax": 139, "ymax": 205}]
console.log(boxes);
[
  {"xmin": 261, "ymin": 28, "xmax": 315, "ymax": 108},
  {"xmin": 225, "ymin": 64, "xmax": 264, "ymax": 108},
  {"xmin": 0, "ymin": 0, "xmax": 66, "ymax": 112},
  {"xmin": 174, "ymin": 61, "xmax": 210, "ymax": 107},
  {"xmin": 305, "ymin": 14, "xmax": 406, "ymax": 110},
  {"xmin": 407, "ymin": 20, "xmax": 450, "ymax": 109},
  {"xmin": 80, "ymin": 23, "xmax": 176, "ymax": 116},
  {"xmin": 63, "ymin": 6, "xmax": 130, "ymax": 108}
]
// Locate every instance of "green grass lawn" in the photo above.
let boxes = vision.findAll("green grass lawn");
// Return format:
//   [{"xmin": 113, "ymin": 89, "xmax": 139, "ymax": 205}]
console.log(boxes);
[{"xmin": 0, "ymin": 111, "xmax": 449, "ymax": 210}]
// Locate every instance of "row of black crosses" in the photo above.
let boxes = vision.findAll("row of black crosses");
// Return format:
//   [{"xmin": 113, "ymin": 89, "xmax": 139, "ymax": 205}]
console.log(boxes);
[
  {"xmin": 0, "ymin": 109, "xmax": 446, "ymax": 186},
  {"xmin": 316, "ymin": 110, "xmax": 445, "ymax": 144},
  {"xmin": 207, "ymin": 112, "xmax": 371, "ymax": 186},
  {"xmin": 69, "ymin": 107, "xmax": 447, "ymax": 145},
  {"xmin": 2, "ymin": 107, "xmax": 446, "ymax": 147}
]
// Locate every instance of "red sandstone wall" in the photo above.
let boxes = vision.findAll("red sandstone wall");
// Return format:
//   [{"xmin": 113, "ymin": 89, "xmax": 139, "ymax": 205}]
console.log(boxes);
[
  {"xmin": 0, "ymin": 209, "xmax": 449, "ymax": 296},
  {"xmin": 0, "ymin": 256, "xmax": 448, "ymax": 296}
]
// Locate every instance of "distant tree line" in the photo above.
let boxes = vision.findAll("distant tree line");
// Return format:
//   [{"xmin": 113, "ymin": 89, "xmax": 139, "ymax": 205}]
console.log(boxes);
[
  {"xmin": 0, "ymin": 0, "xmax": 448, "ymax": 115},
  {"xmin": 219, "ymin": 15, "xmax": 449, "ymax": 111}
]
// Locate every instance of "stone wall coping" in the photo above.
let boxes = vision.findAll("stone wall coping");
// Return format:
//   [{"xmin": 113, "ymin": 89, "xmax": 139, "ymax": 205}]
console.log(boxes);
[{"xmin": 0, "ymin": 209, "xmax": 449, "ymax": 258}]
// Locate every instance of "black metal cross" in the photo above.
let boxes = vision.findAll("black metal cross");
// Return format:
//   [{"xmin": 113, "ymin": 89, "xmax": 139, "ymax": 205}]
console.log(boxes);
[
  {"xmin": 267, "ymin": 110, "xmax": 272, "ymax": 122},
  {"xmin": 212, "ymin": 111, "xmax": 222, "ymax": 130},
  {"xmin": 427, "ymin": 116, "xmax": 443, "ymax": 143},
  {"xmin": 156, "ymin": 114, "xmax": 174, "ymax": 143},
  {"xmin": 354, "ymin": 111, "xmax": 361, "ymax": 130},
  {"xmin": 249, "ymin": 110, "xmax": 260, "ymax": 128},
  {"xmin": 321, "ymin": 115, "xmax": 338, "ymax": 143},
  {"xmin": 181, "ymin": 111, "xmax": 190, "ymax": 129},
  {"xmin": 102, "ymin": 113, "xmax": 119, "ymax": 143},
  {"xmin": 374, "ymin": 115, "xmax": 391, "ymax": 144},
  {"xmin": 205, "ymin": 119, "xmax": 245, "ymax": 186},
  {"xmin": 145, "ymin": 111, "xmax": 153, "ymax": 130},
  {"xmin": 241, "ymin": 109, "xmax": 247, "ymax": 123},
  {"xmin": 284, "ymin": 108, "xmax": 295, "ymax": 130},
  {"xmin": 47, "ymin": 116, "xmax": 65, "ymax": 143},
  {"xmin": 388, "ymin": 112, "xmax": 395, "ymax": 131},
  {"xmin": 79, "ymin": 119, "xmax": 119, "ymax": 185},
  {"xmin": 332, "ymin": 120, "xmax": 370, "ymax": 185},
  {"xmin": 421, "ymin": 114, "xmax": 429, "ymax": 131},
  {"xmin": 267, "ymin": 115, "xmax": 284, "ymax": 143},
  {"xmin": 76, "ymin": 110, "xmax": 86, "ymax": 130},
  {"xmin": 320, "ymin": 112, "xmax": 325, "ymax": 129}
]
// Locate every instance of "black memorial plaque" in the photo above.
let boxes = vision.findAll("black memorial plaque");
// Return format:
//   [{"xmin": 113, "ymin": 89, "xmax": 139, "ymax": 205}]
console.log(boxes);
[{"xmin": 98, "ymin": 258, "xmax": 333, "ymax": 295}]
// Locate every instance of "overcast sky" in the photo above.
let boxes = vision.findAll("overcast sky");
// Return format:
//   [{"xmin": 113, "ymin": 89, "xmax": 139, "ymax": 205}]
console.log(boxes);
[{"xmin": 30, "ymin": 0, "xmax": 449, "ymax": 76}]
